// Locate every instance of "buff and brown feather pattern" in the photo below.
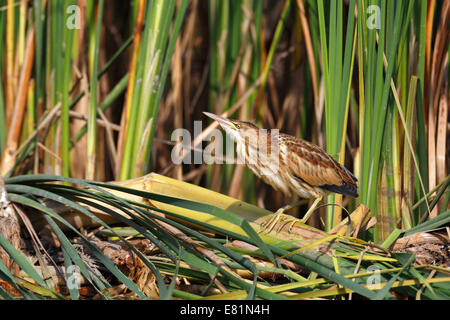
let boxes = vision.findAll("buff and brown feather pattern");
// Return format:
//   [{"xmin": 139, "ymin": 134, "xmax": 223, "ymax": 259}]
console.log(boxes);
[
  {"xmin": 227, "ymin": 119, "xmax": 359, "ymax": 200},
  {"xmin": 281, "ymin": 134, "xmax": 358, "ymax": 198}
]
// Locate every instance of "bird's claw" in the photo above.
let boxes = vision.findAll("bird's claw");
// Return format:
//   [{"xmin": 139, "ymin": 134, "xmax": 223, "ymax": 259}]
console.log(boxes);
[{"xmin": 258, "ymin": 210, "xmax": 301, "ymax": 234}]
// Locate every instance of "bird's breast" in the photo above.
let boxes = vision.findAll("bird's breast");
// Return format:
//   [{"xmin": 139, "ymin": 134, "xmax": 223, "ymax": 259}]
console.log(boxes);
[{"xmin": 236, "ymin": 140, "xmax": 322, "ymax": 199}]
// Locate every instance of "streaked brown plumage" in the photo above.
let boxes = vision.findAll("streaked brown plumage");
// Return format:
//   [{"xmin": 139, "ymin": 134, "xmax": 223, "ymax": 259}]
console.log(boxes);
[
  {"xmin": 204, "ymin": 112, "xmax": 359, "ymax": 231},
  {"xmin": 280, "ymin": 134, "xmax": 358, "ymax": 198}
]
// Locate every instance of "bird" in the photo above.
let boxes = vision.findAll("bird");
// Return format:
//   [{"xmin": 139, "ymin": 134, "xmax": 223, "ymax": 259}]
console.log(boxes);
[{"xmin": 203, "ymin": 112, "xmax": 359, "ymax": 233}]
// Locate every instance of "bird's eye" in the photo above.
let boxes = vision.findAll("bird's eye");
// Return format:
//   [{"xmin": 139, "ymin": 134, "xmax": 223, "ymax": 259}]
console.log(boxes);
[{"xmin": 235, "ymin": 124, "xmax": 241, "ymax": 129}]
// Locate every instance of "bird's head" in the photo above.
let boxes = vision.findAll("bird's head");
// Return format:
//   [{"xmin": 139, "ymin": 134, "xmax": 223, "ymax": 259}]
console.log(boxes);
[{"xmin": 203, "ymin": 112, "xmax": 259, "ymax": 142}]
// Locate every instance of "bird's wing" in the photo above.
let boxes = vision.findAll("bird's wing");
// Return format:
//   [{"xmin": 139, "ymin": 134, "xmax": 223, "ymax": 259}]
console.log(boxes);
[{"xmin": 282, "ymin": 135, "xmax": 358, "ymax": 197}]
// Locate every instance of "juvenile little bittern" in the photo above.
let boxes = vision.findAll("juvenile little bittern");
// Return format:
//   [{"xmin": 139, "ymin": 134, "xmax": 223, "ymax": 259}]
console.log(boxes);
[{"xmin": 204, "ymin": 112, "xmax": 359, "ymax": 232}]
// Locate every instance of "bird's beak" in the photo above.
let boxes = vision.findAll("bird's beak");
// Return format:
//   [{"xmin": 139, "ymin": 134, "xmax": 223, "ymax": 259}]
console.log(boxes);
[{"xmin": 203, "ymin": 112, "xmax": 236, "ymax": 130}]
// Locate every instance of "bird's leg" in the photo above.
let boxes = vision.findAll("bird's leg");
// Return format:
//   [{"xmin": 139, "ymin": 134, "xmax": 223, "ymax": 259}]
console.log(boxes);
[
  {"xmin": 259, "ymin": 199, "xmax": 308, "ymax": 233},
  {"xmin": 281, "ymin": 195, "xmax": 324, "ymax": 232},
  {"xmin": 298, "ymin": 195, "xmax": 323, "ymax": 224},
  {"xmin": 260, "ymin": 196, "xmax": 324, "ymax": 233}
]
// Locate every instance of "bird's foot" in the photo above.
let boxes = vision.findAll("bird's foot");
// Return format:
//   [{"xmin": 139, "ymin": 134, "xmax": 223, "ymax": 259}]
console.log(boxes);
[{"xmin": 259, "ymin": 209, "xmax": 302, "ymax": 234}]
